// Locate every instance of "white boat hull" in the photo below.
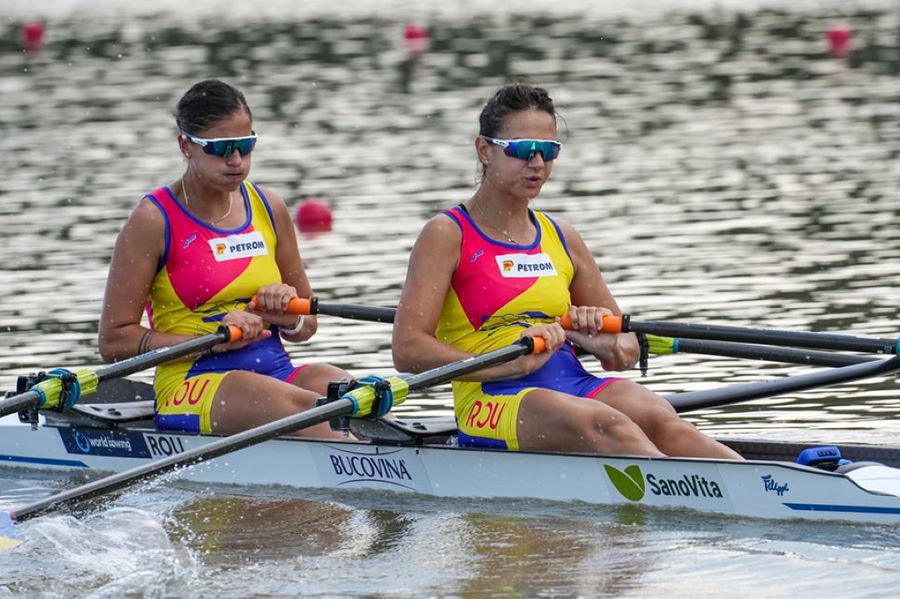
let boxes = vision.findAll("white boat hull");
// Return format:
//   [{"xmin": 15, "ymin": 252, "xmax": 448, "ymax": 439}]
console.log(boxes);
[{"xmin": 3, "ymin": 421, "xmax": 900, "ymax": 524}]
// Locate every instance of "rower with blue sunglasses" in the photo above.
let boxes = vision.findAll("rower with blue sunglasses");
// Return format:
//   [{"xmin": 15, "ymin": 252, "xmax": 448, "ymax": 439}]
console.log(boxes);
[
  {"xmin": 394, "ymin": 83, "xmax": 741, "ymax": 460},
  {"xmin": 98, "ymin": 79, "xmax": 350, "ymax": 438}
]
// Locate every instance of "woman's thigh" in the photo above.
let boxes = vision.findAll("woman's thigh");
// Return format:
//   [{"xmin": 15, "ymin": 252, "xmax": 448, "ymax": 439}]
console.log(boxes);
[{"xmin": 516, "ymin": 388, "xmax": 663, "ymax": 456}]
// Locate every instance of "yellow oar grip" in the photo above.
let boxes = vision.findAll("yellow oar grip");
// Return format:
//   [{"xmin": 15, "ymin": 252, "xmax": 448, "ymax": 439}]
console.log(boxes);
[
  {"xmin": 32, "ymin": 369, "xmax": 99, "ymax": 410},
  {"xmin": 646, "ymin": 335, "xmax": 676, "ymax": 356},
  {"xmin": 343, "ymin": 377, "xmax": 409, "ymax": 417}
]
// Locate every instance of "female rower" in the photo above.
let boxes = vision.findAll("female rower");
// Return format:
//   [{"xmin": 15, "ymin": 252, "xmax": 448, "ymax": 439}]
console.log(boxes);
[
  {"xmin": 98, "ymin": 79, "xmax": 347, "ymax": 438},
  {"xmin": 392, "ymin": 83, "xmax": 741, "ymax": 459}
]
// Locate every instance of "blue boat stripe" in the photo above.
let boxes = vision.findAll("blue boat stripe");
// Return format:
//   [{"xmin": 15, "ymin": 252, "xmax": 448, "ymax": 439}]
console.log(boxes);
[
  {"xmin": 784, "ymin": 502, "xmax": 900, "ymax": 515},
  {"xmin": 0, "ymin": 454, "xmax": 90, "ymax": 468}
]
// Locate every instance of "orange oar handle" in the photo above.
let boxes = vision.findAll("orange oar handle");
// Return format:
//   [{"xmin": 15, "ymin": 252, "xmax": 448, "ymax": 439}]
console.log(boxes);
[
  {"xmin": 530, "ymin": 337, "xmax": 546, "ymax": 353},
  {"xmin": 285, "ymin": 297, "xmax": 312, "ymax": 315},
  {"xmin": 558, "ymin": 313, "xmax": 625, "ymax": 333},
  {"xmin": 249, "ymin": 295, "xmax": 314, "ymax": 316},
  {"xmin": 225, "ymin": 325, "xmax": 243, "ymax": 342}
]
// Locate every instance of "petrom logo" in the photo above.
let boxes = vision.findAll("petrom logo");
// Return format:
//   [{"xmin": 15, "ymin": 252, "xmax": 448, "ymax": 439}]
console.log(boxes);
[{"xmin": 605, "ymin": 464, "xmax": 646, "ymax": 501}]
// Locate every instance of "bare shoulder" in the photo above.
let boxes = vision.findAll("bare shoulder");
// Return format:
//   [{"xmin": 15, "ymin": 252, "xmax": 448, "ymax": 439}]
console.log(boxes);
[
  {"xmin": 253, "ymin": 185, "xmax": 297, "ymax": 241},
  {"xmin": 123, "ymin": 196, "xmax": 166, "ymax": 239},
  {"xmin": 550, "ymin": 215, "xmax": 592, "ymax": 259},
  {"xmin": 415, "ymin": 211, "xmax": 462, "ymax": 249},
  {"xmin": 550, "ymin": 215, "xmax": 583, "ymax": 244},
  {"xmin": 255, "ymin": 184, "xmax": 289, "ymax": 214}
]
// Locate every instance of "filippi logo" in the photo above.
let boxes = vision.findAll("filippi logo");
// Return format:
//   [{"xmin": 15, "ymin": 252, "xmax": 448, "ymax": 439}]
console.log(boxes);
[
  {"xmin": 761, "ymin": 474, "xmax": 790, "ymax": 496},
  {"xmin": 605, "ymin": 464, "xmax": 725, "ymax": 501}
]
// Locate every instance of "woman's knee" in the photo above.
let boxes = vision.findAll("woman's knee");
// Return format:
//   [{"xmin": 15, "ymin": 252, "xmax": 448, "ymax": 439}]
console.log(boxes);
[
  {"xmin": 291, "ymin": 363, "xmax": 350, "ymax": 394},
  {"xmin": 586, "ymin": 408, "xmax": 649, "ymax": 446}
]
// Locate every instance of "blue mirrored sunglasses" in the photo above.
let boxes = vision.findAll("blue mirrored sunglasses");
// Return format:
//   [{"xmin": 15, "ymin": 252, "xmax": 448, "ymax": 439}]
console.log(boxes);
[
  {"xmin": 181, "ymin": 130, "xmax": 258, "ymax": 158},
  {"xmin": 481, "ymin": 136, "xmax": 561, "ymax": 161}
]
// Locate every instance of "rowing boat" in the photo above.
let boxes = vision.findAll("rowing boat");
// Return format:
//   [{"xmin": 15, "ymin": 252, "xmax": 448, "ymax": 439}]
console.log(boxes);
[{"xmin": 3, "ymin": 379, "xmax": 900, "ymax": 525}]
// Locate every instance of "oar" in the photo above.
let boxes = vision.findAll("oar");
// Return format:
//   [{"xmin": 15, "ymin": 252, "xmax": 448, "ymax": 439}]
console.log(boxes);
[
  {"xmin": 0, "ymin": 335, "xmax": 545, "ymax": 548},
  {"xmin": 667, "ymin": 354, "xmax": 900, "ymax": 413},
  {"xmin": 253, "ymin": 296, "xmax": 396, "ymax": 324},
  {"xmin": 0, "ymin": 326, "xmax": 241, "ymax": 419},
  {"xmin": 282, "ymin": 297, "xmax": 896, "ymax": 360},
  {"xmin": 590, "ymin": 315, "xmax": 899, "ymax": 355},
  {"xmin": 647, "ymin": 335, "xmax": 875, "ymax": 368}
]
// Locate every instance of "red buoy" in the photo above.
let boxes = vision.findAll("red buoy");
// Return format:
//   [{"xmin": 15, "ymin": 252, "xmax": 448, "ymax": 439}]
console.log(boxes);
[
  {"xmin": 826, "ymin": 24, "xmax": 851, "ymax": 58},
  {"xmin": 21, "ymin": 21, "xmax": 45, "ymax": 53},
  {"xmin": 295, "ymin": 198, "xmax": 333, "ymax": 232},
  {"xmin": 403, "ymin": 23, "xmax": 429, "ymax": 59}
]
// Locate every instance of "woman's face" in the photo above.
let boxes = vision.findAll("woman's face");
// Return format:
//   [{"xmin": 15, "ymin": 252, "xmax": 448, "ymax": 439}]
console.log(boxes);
[
  {"xmin": 180, "ymin": 109, "xmax": 254, "ymax": 190},
  {"xmin": 477, "ymin": 108, "xmax": 558, "ymax": 201}
]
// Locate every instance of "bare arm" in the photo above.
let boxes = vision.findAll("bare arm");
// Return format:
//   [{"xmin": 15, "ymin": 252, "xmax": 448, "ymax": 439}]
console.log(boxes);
[
  {"xmin": 249, "ymin": 186, "xmax": 319, "ymax": 343},
  {"xmin": 98, "ymin": 198, "xmax": 190, "ymax": 362},
  {"xmin": 392, "ymin": 215, "xmax": 564, "ymax": 379},
  {"xmin": 559, "ymin": 220, "xmax": 639, "ymax": 371}
]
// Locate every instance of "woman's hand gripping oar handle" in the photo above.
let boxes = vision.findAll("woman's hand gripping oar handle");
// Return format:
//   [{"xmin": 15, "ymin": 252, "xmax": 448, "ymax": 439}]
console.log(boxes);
[{"xmin": 557, "ymin": 313, "xmax": 626, "ymax": 333}]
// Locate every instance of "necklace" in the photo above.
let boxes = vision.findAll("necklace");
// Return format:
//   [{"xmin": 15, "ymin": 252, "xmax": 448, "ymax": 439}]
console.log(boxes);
[
  {"xmin": 473, "ymin": 198, "xmax": 518, "ymax": 244},
  {"xmin": 181, "ymin": 177, "xmax": 233, "ymax": 225}
]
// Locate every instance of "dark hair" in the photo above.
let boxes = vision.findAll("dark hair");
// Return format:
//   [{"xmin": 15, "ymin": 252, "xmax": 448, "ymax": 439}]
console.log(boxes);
[
  {"xmin": 175, "ymin": 79, "xmax": 252, "ymax": 135},
  {"xmin": 478, "ymin": 83, "xmax": 556, "ymax": 137}
]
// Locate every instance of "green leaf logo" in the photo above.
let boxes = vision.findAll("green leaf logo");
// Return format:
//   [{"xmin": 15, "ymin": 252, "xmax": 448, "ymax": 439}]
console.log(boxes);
[{"xmin": 604, "ymin": 464, "xmax": 645, "ymax": 501}]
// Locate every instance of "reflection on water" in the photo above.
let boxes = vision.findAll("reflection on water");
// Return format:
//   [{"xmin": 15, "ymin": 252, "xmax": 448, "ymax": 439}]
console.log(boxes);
[
  {"xmin": 10, "ymin": 480, "xmax": 900, "ymax": 597},
  {"xmin": 4, "ymin": 1, "xmax": 900, "ymax": 595}
]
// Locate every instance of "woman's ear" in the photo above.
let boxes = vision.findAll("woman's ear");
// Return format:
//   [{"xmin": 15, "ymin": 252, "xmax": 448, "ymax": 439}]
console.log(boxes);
[
  {"xmin": 178, "ymin": 134, "xmax": 192, "ymax": 160},
  {"xmin": 475, "ymin": 136, "xmax": 491, "ymax": 166}
]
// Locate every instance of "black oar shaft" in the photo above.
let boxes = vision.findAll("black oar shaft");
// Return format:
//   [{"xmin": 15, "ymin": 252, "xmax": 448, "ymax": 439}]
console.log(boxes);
[
  {"xmin": 0, "ymin": 327, "xmax": 233, "ymax": 418},
  {"xmin": 625, "ymin": 319, "xmax": 897, "ymax": 354},
  {"xmin": 312, "ymin": 299, "xmax": 396, "ymax": 323},
  {"xmin": 402, "ymin": 339, "xmax": 535, "ymax": 391},
  {"xmin": 11, "ymin": 337, "xmax": 537, "ymax": 522},
  {"xmin": 672, "ymin": 338, "xmax": 875, "ymax": 368},
  {"xmin": 668, "ymin": 355, "xmax": 900, "ymax": 413},
  {"xmin": 303, "ymin": 299, "xmax": 899, "ymax": 357},
  {"xmin": 90, "ymin": 328, "xmax": 233, "ymax": 381}
]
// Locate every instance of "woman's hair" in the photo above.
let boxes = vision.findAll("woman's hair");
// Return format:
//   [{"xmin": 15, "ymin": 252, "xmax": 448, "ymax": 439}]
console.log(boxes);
[
  {"xmin": 478, "ymin": 83, "xmax": 556, "ymax": 137},
  {"xmin": 175, "ymin": 79, "xmax": 252, "ymax": 135}
]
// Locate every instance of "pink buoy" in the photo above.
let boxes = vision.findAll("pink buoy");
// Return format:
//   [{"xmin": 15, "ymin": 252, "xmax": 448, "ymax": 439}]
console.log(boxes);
[
  {"xmin": 21, "ymin": 21, "xmax": 45, "ymax": 53},
  {"xmin": 403, "ymin": 23, "xmax": 429, "ymax": 59},
  {"xmin": 295, "ymin": 198, "xmax": 333, "ymax": 232},
  {"xmin": 826, "ymin": 24, "xmax": 851, "ymax": 58}
]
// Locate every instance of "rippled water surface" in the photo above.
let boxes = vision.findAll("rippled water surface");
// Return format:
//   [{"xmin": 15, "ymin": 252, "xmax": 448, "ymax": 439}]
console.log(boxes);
[{"xmin": 3, "ymin": 1, "xmax": 900, "ymax": 596}]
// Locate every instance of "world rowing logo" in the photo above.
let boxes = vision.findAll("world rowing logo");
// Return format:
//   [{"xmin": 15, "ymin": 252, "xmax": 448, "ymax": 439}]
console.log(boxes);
[{"xmin": 73, "ymin": 430, "xmax": 92, "ymax": 453}]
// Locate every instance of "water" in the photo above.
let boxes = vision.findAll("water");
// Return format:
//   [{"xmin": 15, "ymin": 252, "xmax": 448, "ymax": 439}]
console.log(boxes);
[{"xmin": 3, "ymin": 0, "xmax": 900, "ymax": 595}]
